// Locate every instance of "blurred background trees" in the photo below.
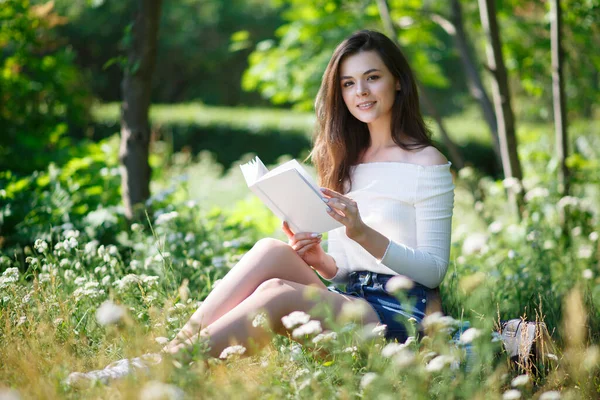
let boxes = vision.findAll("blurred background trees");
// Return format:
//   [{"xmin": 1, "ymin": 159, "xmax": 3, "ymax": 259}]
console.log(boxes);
[{"xmin": 1, "ymin": 0, "xmax": 599, "ymax": 238}]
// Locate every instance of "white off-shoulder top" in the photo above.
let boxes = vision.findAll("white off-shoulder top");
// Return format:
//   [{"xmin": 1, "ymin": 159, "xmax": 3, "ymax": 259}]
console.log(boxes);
[{"xmin": 323, "ymin": 161, "xmax": 455, "ymax": 289}]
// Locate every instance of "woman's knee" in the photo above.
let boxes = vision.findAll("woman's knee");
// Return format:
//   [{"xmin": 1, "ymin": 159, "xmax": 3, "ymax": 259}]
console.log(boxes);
[
  {"xmin": 251, "ymin": 238, "xmax": 298, "ymax": 262},
  {"xmin": 254, "ymin": 277, "xmax": 290, "ymax": 296},
  {"xmin": 253, "ymin": 237, "xmax": 289, "ymax": 253}
]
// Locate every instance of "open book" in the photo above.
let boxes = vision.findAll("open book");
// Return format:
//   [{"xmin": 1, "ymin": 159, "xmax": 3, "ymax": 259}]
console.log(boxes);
[{"xmin": 239, "ymin": 156, "xmax": 343, "ymax": 234}]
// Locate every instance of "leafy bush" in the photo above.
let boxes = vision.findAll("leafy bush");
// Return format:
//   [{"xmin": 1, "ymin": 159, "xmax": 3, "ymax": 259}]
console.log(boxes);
[{"xmin": 0, "ymin": 0, "xmax": 92, "ymax": 175}]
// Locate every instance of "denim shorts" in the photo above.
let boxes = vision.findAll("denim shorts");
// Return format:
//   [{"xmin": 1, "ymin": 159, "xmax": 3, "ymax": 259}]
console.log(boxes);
[{"xmin": 327, "ymin": 271, "xmax": 429, "ymax": 342}]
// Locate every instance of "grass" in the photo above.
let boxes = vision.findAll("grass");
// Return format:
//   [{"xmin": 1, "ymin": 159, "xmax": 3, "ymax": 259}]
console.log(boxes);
[{"xmin": 1, "ymin": 111, "xmax": 600, "ymax": 398}]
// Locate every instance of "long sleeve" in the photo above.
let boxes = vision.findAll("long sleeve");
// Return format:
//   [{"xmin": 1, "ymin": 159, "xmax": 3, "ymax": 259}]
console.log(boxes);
[{"xmin": 375, "ymin": 166, "xmax": 454, "ymax": 288}]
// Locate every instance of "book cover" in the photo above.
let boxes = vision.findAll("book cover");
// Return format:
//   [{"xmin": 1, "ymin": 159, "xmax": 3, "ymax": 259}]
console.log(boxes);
[{"xmin": 240, "ymin": 156, "xmax": 343, "ymax": 234}]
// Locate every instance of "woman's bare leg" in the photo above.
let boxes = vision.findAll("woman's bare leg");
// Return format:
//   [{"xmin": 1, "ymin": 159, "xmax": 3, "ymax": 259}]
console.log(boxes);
[
  {"xmin": 165, "ymin": 238, "xmax": 326, "ymax": 350},
  {"xmin": 168, "ymin": 278, "xmax": 381, "ymax": 358}
]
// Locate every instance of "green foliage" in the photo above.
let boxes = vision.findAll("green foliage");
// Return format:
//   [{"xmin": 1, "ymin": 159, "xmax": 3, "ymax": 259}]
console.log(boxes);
[
  {"xmin": 45, "ymin": 0, "xmax": 283, "ymax": 105},
  {"xmin": 0, "ymin": 0, "xmax": 92, "ymax": 175},
  {"xmin": 243, "ymin": 0, "xmax": 455, "ymax": 111},
  {"xmin": 92, "ymin": 103, "xmax": 315, "ymax": 172},
  {"xmin": 0, "ymin": 136, "xmax": 122, "ymax": 247},
  {"xmin": 0, "ymin": 118, "xmax": 600, "ymax": 398}
]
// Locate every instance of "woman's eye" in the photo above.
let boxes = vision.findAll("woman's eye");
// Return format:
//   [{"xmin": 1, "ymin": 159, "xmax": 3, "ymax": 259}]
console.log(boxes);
[
  {"xmin": 367, "ymin": 75, "xmax": 380, "ymax": 81},
  {"xmin": 342, "ymin": 81, "xmax": 354, "ymax": 88}
]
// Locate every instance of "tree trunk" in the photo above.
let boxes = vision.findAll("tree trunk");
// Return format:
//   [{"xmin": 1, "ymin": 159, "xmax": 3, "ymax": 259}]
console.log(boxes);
[
  {"xmin": 119, "ymin": 0, "xmax": 163, "ymax": 220},
  {"xmin": 448, "ymin": 0, "xmax": 501, "ymax": 171},
  {"xmin": 477, "ymin": 0, "xmax": 523, "ymax": 217},
  {"xmin": 376, "ymin": 0, "xmax": 465, "ymax": 170},
  {"xmin": 550, "ymin": 0, "xmax": 569, "ymax": 195}
]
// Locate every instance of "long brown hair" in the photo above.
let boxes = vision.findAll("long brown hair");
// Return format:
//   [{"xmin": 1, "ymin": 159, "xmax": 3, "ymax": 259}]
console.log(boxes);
[{"xmin": 307, "ymin": 30, "xmax": 433, "ymax": 194}]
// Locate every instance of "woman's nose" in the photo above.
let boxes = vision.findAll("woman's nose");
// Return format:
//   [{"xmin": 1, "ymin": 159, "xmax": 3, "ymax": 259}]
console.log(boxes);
[{"xmin": 356, "ymin": 82, "xmax": 369, "ymax": 96}]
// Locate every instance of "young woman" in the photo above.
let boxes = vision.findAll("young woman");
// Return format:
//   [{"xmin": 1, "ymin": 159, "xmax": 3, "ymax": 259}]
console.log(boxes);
[{"xmin": 68, "ymin": 29, "xmax": 454, "ymax": 384}]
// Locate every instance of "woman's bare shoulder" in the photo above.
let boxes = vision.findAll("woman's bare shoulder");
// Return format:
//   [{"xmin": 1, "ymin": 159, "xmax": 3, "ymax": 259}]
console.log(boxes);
[
  {"xmin": 409, "ymin": 146, "xmax": 448, "ymax": 166},
  {"xmin": 386, "ymin": 145, "xmax": 448, "ymax": 166}
]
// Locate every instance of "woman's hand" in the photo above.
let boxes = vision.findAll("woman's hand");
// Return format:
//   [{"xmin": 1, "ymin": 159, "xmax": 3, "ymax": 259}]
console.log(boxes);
[
  {"xmin": 282, "ymin": 221, "xmax": 328, "ymax": 269},
  {"xmin": 320, "ymin": 187, "xmax": 368, "ymax": 242}
]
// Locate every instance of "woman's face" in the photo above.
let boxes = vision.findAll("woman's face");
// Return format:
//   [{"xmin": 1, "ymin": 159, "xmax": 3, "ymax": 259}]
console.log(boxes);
[{"xmin": 339, "ymin": 50, "xmax": 400, "ymax": 126}]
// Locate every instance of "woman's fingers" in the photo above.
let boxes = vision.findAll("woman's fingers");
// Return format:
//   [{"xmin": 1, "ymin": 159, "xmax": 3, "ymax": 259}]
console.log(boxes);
[
  {"xmin": 282, "ymin": 221, "xmax": 294, "ymax": 239},
  {"xmin": 292, "ymin": 238, "xmax": 321, "ymax": 251},
  {"xmin": 321, "ymin": 188, "xmax": 355, "ymax": 210},
  {"xmin": 297, "ymin": 242, "xmax": 319, "ymax": 255}
]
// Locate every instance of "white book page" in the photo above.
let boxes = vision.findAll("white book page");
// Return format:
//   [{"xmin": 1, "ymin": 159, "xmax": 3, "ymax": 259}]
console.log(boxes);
[
  {"xmin": 256, "ymin": 169, "xmax": 342, "ymax": 233},
  {"xmin": 259, "ymin": 159, "xmax": 322, "ymax": 195},
  {"xmin": 239, "ymin": 156, "xmax": 269, "ymax": 186}
]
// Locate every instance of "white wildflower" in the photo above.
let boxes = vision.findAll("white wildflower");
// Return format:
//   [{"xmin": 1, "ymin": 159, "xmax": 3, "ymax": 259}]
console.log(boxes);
[
  {"xmin": 184, "ymin": 232, "xmax": 195, "ymax": 242},
  {"xmin": 252, "ymin": 312, "xmax": 268, "ymax": 328},
  {"xmin": 392, "ymin": 349, "xmax": 416, "ymax": 368},
  {"xmin": 34, "ymin": 239, "xmax": 49, "ymax": 253},
  {"xmin": 458, "ymin": 166, "xmax": 475, "ymax": 179},
  {"xmin": 459, "ymin": 328, "xmax": 482, "ymax": 344},
  {"xmin": 572, "ymin": 226, "xmax": 582, "ymax": 237},
  {"xmin": 0, "ymin": 268, "xmax": 19, "ymax": 288},
  {"xmin": 311, "ymin": 331, "xmax": 337, "ymax": 344},
  {"xmin": 422, "ymin": 312, "xmax": 458, "ymax": 332},
  {"xmin": 139, "ymin": 380, "xmax": 184, "ymax": 400},
  {"xmin": 293, "ymin": 368, "xmax": 310, "ymax": 380},
  {"xmin": 292, "ymin": 320, "xmax": 323, "ymax": 338},
  {"xmin": 578, "ymin": 245, "xmax": 593, "ymax": 259},
  {"xmin": 17, "ymin": 316, "xmax": 27, "ymax": 326},
  {"xmin": 38, "ymin": 273, "xmax": 51, "ymax": 283},
  {"xmin": 281, "ymin": 311, "xmax": 311, "ymax": 329},
  {"xmin": 590, "ymin": 232, "xmax": 599, "ymax": 242},
  {"xmin": 511, "ymin": 374, "xmax": 529, "ymax": 387},
  {"xmin": 25, "ymin": 257, "xmax": 39, "ymax": 266},
  {"xmin": 343, "ymin": 346, "xmax": 358, "ymax": 355},
  {"xmin": 462, "ymin": 233, "xmax": 487, "ymax": 256},
  {"xmin": 539, "ymin": 390, "xmax": 561, "ymax": 400},
  {"xmin": 219, "ymin": 345, "xmax": 246, "ymax": 359},
  {"xmin": 155, "ymin": 211, "xmax": 179, "ymax": 225},
  {"xmin": 488, "ymin": 220, "xmax": 504, "ymax": 233},
  {"xmin": 360, "ymin": 372, "xmax": 377, "ymax": 390},
  {"xmin": 543, "ymin": 240, "xmax": 555, "ymax": 250},
  {"xmin": 381, "ymin": 342, "xmax": 409, "ymax": 358},
  {"xmin": 503, "ymin": 177, "xmax": 523, "ymax": 193},
  {"xmin": 502, "ymin": 389, "xmax": 521, "ymax": 400},
  {"xmin": 371, "ymin": 324, "xmax": 387, "ymax": 336},
  {"xmin": 425, "ymin": 355, "xmax": 454, "ymax": 372},
  {"xmin": 21, "ymin": 293, "xmax": 32, "ymax": 304},
  {"xmin": 508, "ymin": 250, "xmax": 516, "ymax": 259},
  {"xmin": 101, "ymin": 275, "xmax": 112, "ymax": 286},
  {"xmin": 53, "ymin": 318, "xmax": 64, "ymax": 326},
  {"xmin": 74, "ymin": 276, "xmax": 86, "ymax": 286},
  {"xmin": 583, "ymin": 269, "xmax": 593, "ymax": 280},
  {"xmin": 557, "ymin": 196, "xmax": 579, "ymax": 209},
  {"xmin": 524, "ymin": 187, "xmax": 549, "ymax": 202},
  {"xmin": 64, "ymin": 229, "xmax": 80, "ymax": 239},
  {"xmin": 96, "ymin": 300, "xmax": 125, "ymax": 326},
  {"xmin": 131, "ymin": 223, "xmax": 143, "ymax": 232},
  {"xmin": 84, "ymin": 240, "xmax": 99, "ymax": 256},
  {"xmin": 546, "ymin": 353, "xmax": 558, "ymax": 361},
  {"xmin": 141, "ymin": 275, "xmax": 160, "ymax": 288},
  {"xmin": 155, "ymin": 337, "xmax": 169, "ymax": 345},
  {"xmin": 385, "ymin": 275, "xmax": 414, "ymax": 292}
]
